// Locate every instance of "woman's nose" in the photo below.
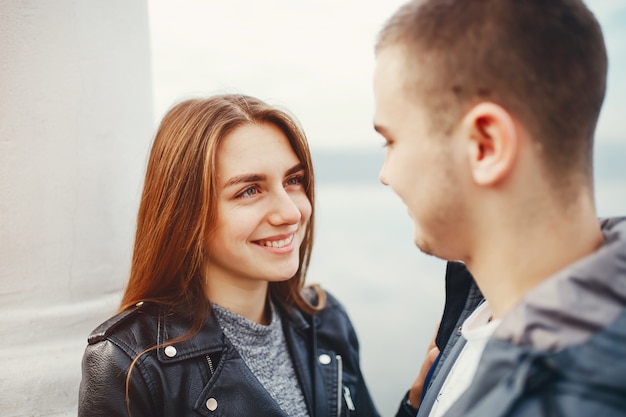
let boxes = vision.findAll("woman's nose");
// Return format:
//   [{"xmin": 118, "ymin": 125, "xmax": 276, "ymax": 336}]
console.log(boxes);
[{"xmin": 268, "ymin": 189, "xmax": 302, "ymax": 225}]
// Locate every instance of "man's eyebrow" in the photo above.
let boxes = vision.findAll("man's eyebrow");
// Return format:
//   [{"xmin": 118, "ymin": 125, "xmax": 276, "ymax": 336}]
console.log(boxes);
[{"xmin": 224, "ymin": 174, "xmax": 266, "ymax": 189}]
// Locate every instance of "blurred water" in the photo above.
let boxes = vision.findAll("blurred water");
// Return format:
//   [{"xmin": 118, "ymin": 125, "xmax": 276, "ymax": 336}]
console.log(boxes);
[{"xmin": 309, "ymin": 183, "xmax": 446, "ymax": 415}]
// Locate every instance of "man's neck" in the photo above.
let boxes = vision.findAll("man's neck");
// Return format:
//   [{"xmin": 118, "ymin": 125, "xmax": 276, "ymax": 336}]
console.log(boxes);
[{"xmin": 466, "ymin": 201, "xmax": 604, "ymax": 320}]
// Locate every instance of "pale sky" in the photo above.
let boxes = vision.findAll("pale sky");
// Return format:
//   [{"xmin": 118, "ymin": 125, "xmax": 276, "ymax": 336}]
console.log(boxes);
[{"xmin": 147, "ymin": 0, "xmax": 626, "ymax": 150}]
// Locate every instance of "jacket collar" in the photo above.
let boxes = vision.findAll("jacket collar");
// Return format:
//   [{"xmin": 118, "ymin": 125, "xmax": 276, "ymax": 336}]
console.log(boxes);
[
  {"xmin": 154, "ymin": 297, "xmax": 321, "ymax": 417},
  {"xmin": 275, "ymin": 298, "xmax": 311, "ymax": 332},
  {"xmin": 155, "ymin": 297, "xmax": 313, "ymax": 364},
  {"xmin": 156, "ymin": 306, "xmax": 225, "ymax": 363}
]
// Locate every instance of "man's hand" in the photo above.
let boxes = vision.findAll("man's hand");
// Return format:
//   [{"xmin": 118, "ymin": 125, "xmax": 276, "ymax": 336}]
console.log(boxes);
[{"xmin": 408, "ymin": 324, "xmax": 440, "ymax": 408}]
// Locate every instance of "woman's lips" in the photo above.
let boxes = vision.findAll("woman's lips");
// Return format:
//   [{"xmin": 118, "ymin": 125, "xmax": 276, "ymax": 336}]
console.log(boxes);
[{"xmin": 254, "ymin": 233, "xmax": 295, "ymax": 249}]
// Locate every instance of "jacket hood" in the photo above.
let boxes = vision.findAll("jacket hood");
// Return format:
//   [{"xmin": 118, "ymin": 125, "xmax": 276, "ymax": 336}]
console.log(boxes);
[
  {"xmin": 446, "ymin": 217, "xmax": 626, "ymax": 416},
  {"xmin": 448, "ymin": 306, "xmax": 626, "ymax": 417}
]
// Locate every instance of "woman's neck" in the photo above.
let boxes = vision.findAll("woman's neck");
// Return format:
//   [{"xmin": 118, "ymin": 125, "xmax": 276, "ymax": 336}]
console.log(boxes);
[{"xmin": 205, "ymin": 278, "xmax": 271, "ymax": 325}]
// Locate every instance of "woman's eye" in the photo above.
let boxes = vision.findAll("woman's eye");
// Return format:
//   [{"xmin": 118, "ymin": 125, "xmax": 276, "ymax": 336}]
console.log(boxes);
[
  {"xmin": 238, "ymin": 186, "xmax": 259, "ymax": 198},
  {"xmin": 285, "ymin": 175, "xmax": 304, "ymax": 186}
]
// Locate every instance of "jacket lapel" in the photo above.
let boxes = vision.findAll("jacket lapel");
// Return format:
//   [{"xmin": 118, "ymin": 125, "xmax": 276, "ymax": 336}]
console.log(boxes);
[
  {"xmin": 193, "ymin": 345, "xmax": 287, "ymax": 417},
  {"xmin": 156, "ymin": 308, "xmax": 288, "ymax": 417},
  {"xmin": 280, "ymin": 302, "xmax": 321, "ymax": 417}
]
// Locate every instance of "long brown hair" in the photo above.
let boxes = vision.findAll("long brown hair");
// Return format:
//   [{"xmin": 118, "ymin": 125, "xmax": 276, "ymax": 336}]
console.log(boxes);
[{"xmin": 120, "ymin": 94, "xmax": 325, "ymax": 331}]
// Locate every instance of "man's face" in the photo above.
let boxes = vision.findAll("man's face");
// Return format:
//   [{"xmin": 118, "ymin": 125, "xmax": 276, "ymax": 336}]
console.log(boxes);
[{"xmin": 373, "ymin": 46, "xmax": 468, "ymax": 259}]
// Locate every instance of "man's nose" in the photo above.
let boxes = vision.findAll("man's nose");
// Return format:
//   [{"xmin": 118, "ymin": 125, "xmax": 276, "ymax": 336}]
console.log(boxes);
[{"xmin": 379, "ymin": 163, "xmax": 389, "ymax": 186}]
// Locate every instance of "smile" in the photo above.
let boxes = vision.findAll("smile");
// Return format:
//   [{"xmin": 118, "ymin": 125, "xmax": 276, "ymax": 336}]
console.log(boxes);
[{"xmin": 256, "ymin": 234, "xmax": 295, "ymax": 249}]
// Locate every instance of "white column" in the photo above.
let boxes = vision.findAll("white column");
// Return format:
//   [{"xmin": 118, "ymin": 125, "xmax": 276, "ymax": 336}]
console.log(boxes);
[{"xmin": 0, "ymin": 1, "xmax": 153, "ymax": 415}]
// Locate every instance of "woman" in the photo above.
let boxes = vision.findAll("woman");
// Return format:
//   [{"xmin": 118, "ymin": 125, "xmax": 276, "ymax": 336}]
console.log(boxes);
[{"xmin": 78, "ymin": 94, "xmax": 380, "ymax": 417}]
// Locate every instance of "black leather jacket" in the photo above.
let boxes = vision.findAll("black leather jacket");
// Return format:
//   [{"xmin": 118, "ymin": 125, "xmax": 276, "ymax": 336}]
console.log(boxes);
[{"xmin": 78, "ymin": 291, "xmax": 380, "ymax": 417}]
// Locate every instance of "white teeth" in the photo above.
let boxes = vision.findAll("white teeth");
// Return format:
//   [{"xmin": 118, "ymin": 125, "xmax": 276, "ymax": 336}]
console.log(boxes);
[{"xmin": 261, "ymin": 234, "xmax": 294, "ymax": 248}]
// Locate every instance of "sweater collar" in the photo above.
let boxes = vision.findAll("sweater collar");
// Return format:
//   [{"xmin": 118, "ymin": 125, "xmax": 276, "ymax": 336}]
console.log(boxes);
[{"xmin": 155, "ymin": 295, "xmax": 312, "ymax": 363}]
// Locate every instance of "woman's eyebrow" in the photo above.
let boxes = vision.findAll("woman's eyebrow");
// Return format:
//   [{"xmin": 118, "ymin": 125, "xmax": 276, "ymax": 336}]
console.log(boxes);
[
  {"xmin": 223, "ymin": 174, "xmax": 266, "ymax": 189},
  {"xmin": 285, "ymin": 163, "xmax": 305, "ymax": 176},
  {"xmin": 223, "ymin": 163, "xmax": 304, "ymax": 189}
]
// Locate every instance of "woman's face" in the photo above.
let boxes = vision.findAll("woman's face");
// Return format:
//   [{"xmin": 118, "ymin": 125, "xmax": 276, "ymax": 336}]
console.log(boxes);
[{"xmin": 205, "ymin": 122, "xmax": 311, "ymax": 291}]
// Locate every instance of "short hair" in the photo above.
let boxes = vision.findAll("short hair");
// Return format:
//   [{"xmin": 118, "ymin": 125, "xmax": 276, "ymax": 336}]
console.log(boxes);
[
  {"xmin": 121, "ymin": 94, "xmax": 324, "ymax": 330},
  {"xmin": 376, "ymin": 0, "xmax": 607, "ymax": 179}
]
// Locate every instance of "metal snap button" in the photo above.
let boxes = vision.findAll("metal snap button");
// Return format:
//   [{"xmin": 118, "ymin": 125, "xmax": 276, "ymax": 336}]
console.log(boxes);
[
  {"xmin": 206, "ymin": 397, "xmax": 218, "ymax": 411},
  {"xmin": 164, "ymin": 345, "xmax": 177, "ymax": 358},
  {"xmin": 319, "ymin": 354, "xmax": 331, "ymax": 365}
]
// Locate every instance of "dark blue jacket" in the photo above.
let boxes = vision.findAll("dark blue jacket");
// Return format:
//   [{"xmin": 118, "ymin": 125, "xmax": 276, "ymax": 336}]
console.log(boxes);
[
  {"xmin": 446, "ymin": 306, "xmax": 626, "ymax": 416},
  {"xmin": 446, "ymin": 217, "xmax": 626, "ymax": 417}
]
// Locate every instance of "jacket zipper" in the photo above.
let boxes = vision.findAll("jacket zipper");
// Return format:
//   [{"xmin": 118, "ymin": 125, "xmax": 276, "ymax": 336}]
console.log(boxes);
[
  {"xmin": 343, "ymin": 386, "xmax": 355, "ymax": 413},
  {"xmin": 336, "ymin": 355, "xmax": 343, "ymax": 417},
  {"xmin": 335, "ymin": 355, "xmax": 356, "ymax": 416},
  {"xmin": 206, "ymin": 355, "xmax": 214, "ymax": 375}
]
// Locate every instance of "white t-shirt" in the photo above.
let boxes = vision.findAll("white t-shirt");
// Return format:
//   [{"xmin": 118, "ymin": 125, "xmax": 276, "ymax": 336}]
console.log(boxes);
[{"xmin": 428, "ymin": 302, "xmax": 501, "ymax": 417}]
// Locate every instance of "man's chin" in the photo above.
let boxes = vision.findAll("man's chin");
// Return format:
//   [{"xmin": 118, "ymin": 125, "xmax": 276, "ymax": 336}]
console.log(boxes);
[
  {"xmin": 415, "ymin": 240, "xmax": 435, "ymax": 257},
  {"xmin": 413, "ymin": 232, "xmax": 444, "ymax": 259},
  {"xmin": 413, "ymin": 232, "xmax": 432, "ymax": 255},
  {"xmin": 415, "ymin": 236, "xmax": 463, "ymax": 262}
]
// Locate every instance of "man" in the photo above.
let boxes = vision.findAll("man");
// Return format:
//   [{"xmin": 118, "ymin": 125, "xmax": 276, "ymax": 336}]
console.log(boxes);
[{"xmin": 372, "ymin": 0, "xmax": 626, "ymax": 416}]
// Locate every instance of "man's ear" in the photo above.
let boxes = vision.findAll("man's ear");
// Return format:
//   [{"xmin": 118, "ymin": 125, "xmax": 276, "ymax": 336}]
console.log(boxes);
[{"xmin": 459, "ymin": 102, "xmax": 518, "ymax": 186}]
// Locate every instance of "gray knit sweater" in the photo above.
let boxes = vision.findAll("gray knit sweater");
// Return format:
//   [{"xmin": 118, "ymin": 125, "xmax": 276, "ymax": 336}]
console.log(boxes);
[{"xmin": 212, "ymin": 303, "xmax": 310, "ymax": 417}]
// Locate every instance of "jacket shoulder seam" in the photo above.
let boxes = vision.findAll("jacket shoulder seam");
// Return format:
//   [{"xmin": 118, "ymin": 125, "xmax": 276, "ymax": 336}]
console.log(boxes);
[{"xmin": 87, "ymin": 303, "xmax": 146, "ymax": 344}]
